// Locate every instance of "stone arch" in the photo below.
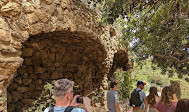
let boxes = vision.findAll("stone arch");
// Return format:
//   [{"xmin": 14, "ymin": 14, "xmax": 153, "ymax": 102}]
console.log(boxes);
[
  {"xmin": 0, "ymin": 0, "xmax": 129, "ymax": 111},
  {"xmin": 7, "ymin": 31, "xmax": 107, "ymax": 111}
]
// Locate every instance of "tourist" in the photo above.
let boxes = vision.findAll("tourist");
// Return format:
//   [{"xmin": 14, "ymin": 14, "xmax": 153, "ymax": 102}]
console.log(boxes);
[
  {"xmin": 155, "ymin": 86, "xmax": 178, "ymax": 112},
  {"xmin": 107, "ymin": 81, "xmax": 120, "ymax": 112},
  {"xmin": 44, "ymin": 78, "xmax": 92, "ymax": 112},
  {"xmin": 130, "ymin": 81, "xmax": 146, "ymax": 112},
  {"xmin": 175, "ymin": 99, "xmax": 189, "ymax": 112},
  {"xmin": 144, "ymin": 87, "xmax": 159, "ymax": 112}
]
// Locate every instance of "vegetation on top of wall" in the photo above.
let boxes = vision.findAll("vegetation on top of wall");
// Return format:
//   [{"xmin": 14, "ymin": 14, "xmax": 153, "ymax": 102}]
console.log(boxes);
[
  {"xmin": 81, "ymin": 0, "xmax": 189, "ymax": 77},
  {"xmin": 115, "ymin": 70, "xmax": 133, "ymax": 100}
]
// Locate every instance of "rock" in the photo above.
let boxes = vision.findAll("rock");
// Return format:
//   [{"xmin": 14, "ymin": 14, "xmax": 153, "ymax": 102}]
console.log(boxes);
[
  {"xmin": 22, "ymin": 78, "xmax": 32, "ymax": 86},
  {"xmin": 12, "ymin": 91, "xmax": 22, "ymax": 102},
  {"xmin": 8, "ymin": 83, "xmax": 18, "ymax": 91},
  {"xmin": 50, "ymin": 66, "xmax": 55, "ymax": 71},
  {"xmin": 49, "ymin": 53, "xmax": 55, "ymax": 63},
  {"xmin": 11, "ymin": 31, "xmax": 29, "ymax": 43},
  {"xmin": 39, "ymin": 73, "xmax": 50, "ymax": 80},
  {"xmin": 29, "ymin": 22, "xmax": 44, "ymax": 35},
  {"xmin": 14, "ymin": 77, "xmax": 22, "ymax": 84},
  {"xmin": 40, "ymin": 50, "xmax": 48, "ymax": 59},
  {"xmin": 31, "ymin": 52, "xmax": 42, "ymax": 66},
  {"xmin": 0, "ymin": 75, "xmax": 9, "ymax": 82},
  {"xmin": 7, "ymin": 103, "xmax": 15, "ymax": 112},
  {"xmin": 34, "ymin": 9, "xmax": 46, "ymax": 20},
  {"xmin": 42, "ymin": 0, "xmax": 52, "ymax": 5},
  {"xmin": 24, "ymin": 58, "xmax": 32, "ymax": 65},
  {"xmin": 57, "ymin": 48, "xmax": 66, "ymax": 54},
  {"xmin": 21, "ymin": 99, "xmax": 34, "ymax": 106},
  {"xmin": 26, "ymin": 13, "xmax": 39, "ymax": 24},
  {"xmin": 51, "ymin": 71, "xmax": 60, "ymax": 79},
  {"xmin": 7, "ymin": 92, "xmax": 12, "ymax": 104},
  {"xmin": 54, "ymin": 62, "xmax": 60, "ymax": 67},
  {"xmin": 22, "ymin": 48, "xmax": 33, "ymax": 57},
  {"xmin": 34, "ymin": 66, "xmax": 46, "ymax": 74},
  {"xmin": 28, "ymin": 84, "xmax": 35, "ymax": 91},
  {"xmin": 0, "ymin": 29, "xmax": 11, "ymax": 43},
  {"xmin": 0, "ymin": 45, "xmax": 19, "ymax": 55},
  {"xmin": 0, "ymin": 0, "xmax": 8, "ymax": 8},
  {"xmin": 35, "ymin": 84, "xmax": 43, "ymax": 90},
  {"xmin": 16, "ymin": 13, "xmax": 30, "ymax": 30},
  {"xmin": 17, "ymin": 87, "xmax": 28, "ymax": 93},
  {"xmin": 34, "ymin": 79, "xmax": 43, "ymax": 85},
  {"xmin": 22, "ymin": 2, "xmax": 34, "ymax": 13},
  {"xmin": 20, "ymin": 104, "xmax": 29, "ymax": 111},
  {"xmin": 1, "ymin": 2, "xmax": 21, "ymax": 17},
  {"xmin": 43, "ymin": 18, "xmax": 57, "ymax": 33},
  {"xmin": 15, "ymin": 101, "xmax": 23, "ymax": 111},
  {"xmin": 17, "ymin": 67, "xmax": 27, "ymax": 75},
  {"xmin": 55, "ymin": 53, "xmax": 62, "ymax": 61},
  {"xmin": 0, "ymin": 17, "xmax": 9, "ymax": 30},
  {"xmin": 51, "ymin": 47, "xmax": 57, "ymax": 52},
  {"xmin": 26, "ymin": 66, "xmax": 33, "ymax": 74},
  {"xmin": 29, "ymin": 74, "xmax": 38, "ymax": 79}
]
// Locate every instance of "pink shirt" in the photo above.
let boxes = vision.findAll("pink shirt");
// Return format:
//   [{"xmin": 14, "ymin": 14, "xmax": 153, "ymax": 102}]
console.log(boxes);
[{"xmin": 155, "ymin": 101, "xmax": 178, "ymax": 112}]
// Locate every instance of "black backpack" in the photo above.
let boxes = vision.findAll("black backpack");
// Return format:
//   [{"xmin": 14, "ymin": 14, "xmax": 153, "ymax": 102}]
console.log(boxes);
[
  {"xmin": 48, "ymin": 106, "xmax": 75, "ymax": 112},
  {"xmin": 129, "ymin": 89, "xmax": 142, "ymax": 107}
]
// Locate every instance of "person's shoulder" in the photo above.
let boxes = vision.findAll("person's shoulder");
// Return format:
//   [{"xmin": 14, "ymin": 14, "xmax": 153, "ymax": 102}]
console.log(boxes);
[
  {"xmin": 107, "ymin": 90, "xmax": 111, "ymax": 94},
  {"xmin": 72, "ymin": 107, "xmax": 86, "ymax": 112},
  {"xmin": 44, "ymin": 107, "xmax": 50, "ymax": 112},
  {"xmin": 172, "ymin": 100, "xmax": 178, "ymax": 105}
]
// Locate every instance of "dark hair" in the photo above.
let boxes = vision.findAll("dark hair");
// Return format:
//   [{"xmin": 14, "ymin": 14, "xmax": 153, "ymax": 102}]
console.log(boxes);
[
  {"xmin": 146, "ymin": 87, "xmax": 158, "ymax": 106},
  {"xmin": 160, "ymin": 86, "xmax": 177, "ymax": 106},
  {"xmin": 175, "ymin": 99, "xmax": 189, "ymax": 112},
  {"xmin": 110, "ymin": 81, "xmax": 118, "ymax": 88}
]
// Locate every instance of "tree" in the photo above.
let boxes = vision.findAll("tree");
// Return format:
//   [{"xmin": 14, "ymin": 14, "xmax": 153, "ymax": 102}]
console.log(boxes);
[{"xmin": 82, "ymin": 0, "xmax": 189, "ymax": 77}]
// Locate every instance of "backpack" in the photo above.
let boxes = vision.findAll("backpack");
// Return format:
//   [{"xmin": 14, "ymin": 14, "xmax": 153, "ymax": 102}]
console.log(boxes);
[
  {"xmin": 129, "ymin": 89, "xmax": 142, "ymax": 107},
  {"xmin": 48, "ymin": 106, "xmax": 75, "ymax": 112}
]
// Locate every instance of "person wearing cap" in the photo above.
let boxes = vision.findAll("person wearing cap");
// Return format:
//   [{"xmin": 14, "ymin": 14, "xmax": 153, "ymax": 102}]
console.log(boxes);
[{"xmin": 132, "ymin": 81, "xmax": 146, "ymax": 112}]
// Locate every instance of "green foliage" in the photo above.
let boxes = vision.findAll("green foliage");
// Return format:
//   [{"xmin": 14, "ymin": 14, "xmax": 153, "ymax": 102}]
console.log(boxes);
[
  {"xmin": 122, "ymin": 1, "xmax": 189, "ymax": 76},
  {"xmin": 115, "ymin": 70, "xmax": 133, "ymax": 100},
  {"xmin": 23, "ymin": 81, "xmax": 103, "ymax": 111},
  {"xmin": 23, "ymin": 82, "xmax": 55, "ymax": 112},
  {"xmin": 86, "ymin": 89, "xmax": 103, "ymax": 106},
  {"xmin": 82, "ymin": 0, "xmax": 189, "ymax": 77},
  {"xmin": 132, "ymin": 59, "xmax": 188, "ymax": 90}
]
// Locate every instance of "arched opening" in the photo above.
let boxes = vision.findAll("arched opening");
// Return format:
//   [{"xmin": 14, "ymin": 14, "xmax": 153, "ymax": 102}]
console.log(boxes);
[{"xmin": 7, "ymin": 31, "xmax": 107, "ymax": 111}]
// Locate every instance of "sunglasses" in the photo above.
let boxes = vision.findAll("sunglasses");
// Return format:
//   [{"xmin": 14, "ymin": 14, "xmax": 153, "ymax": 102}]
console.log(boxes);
[{"xmin": 70, "ymin": 90, "xmax": 75, "ymax": 93}]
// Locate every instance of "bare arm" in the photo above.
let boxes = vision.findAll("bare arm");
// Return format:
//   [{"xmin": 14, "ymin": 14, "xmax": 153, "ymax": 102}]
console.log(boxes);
[
  {"xmin": 115, "ymin": 102, "xmax": 120, "ymax": 112},
  {"xmin": 83, "ymin": 97, "xmax": 92, "ymax": 112},
  {"xmin": 144, "ymin": 98, "xmax": 148, "ymax": 112}
]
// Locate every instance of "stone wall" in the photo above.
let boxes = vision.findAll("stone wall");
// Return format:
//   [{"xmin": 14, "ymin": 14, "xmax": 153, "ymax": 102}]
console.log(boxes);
[
  {"xmin": 7, "ymin": 31, "xmax": 108, "ymax": 111},
  {"xmin": 0, "ymin": 0, "xmax": 129, "ymax": 111}
]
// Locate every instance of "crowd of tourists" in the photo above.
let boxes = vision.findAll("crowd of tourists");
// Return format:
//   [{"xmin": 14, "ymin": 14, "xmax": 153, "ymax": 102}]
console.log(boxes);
[
  {"xmin": 44, "ymin": 78, "xmax": 188, "ymax": 112},
  {"xmin": 107, "ymin": 80, "xmax": 189, "ymax": 112}
]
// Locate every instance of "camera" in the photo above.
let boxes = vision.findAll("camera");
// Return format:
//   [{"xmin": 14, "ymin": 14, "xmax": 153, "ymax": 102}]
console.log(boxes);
[{"xmin": 76, "ymin": 97, "xmax": 83, "ymax": 104}]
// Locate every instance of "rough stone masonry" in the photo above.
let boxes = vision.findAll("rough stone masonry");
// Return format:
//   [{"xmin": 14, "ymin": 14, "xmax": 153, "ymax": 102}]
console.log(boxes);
[{"xmin": 0, "ymin": 0, "xmax": 130, "ymax": 111}]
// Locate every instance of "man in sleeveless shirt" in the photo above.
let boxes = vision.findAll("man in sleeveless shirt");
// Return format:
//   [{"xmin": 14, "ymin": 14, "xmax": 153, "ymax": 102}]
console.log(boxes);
[{"xmin": 107, "ymin": 81, "xmax": 120, "ymax": 112}]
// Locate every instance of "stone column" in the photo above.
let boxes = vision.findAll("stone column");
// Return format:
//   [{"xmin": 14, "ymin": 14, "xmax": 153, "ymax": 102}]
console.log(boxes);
[
  {"xmin": 0, "ymin": 87, "xmax": 7, "ymax": 112},
  {"xmin": 0, "ymin": 68, "xmax": 9, "ymax": 112}
]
